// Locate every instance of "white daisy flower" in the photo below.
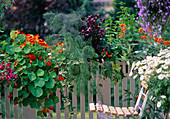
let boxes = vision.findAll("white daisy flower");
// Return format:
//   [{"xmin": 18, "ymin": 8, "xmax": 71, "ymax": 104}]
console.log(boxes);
[
  {"xmin": 129, "ymin": 72, "xmax": 133, "ymax": 77},
  {"xmin": 160, "ymin": 50, "xmax": 166, "ymax": 55},
  {"xmin": 134, "ymin": 66, "xmax": 138, "ymax": 70},
  {"xmin": 146, "ymin": 56, "xmax": 152, "ymax": 60},
  {"xmin": 157, "ymin": 53, "xmax": 162, "ymax": 57},
  {"xmin": 165, "ymin": 73, "xmax": 170, "ymax": 78},
  {"xmin": 141, "ymin": 60, "xmax": 147, "ymax": 64},
  {"xmin": 140, "ymin": 75, "xmax": 144, "ymax": 81},
  {"xmin": 158, "ymin": 74, "xmax": 164, "ymax": 80},
  {"xmin": 164, "ymin": 59, "xmax": 170, "ymax": 65},
  {"xmin": 136, "ymin": 61, "xmax": 141, "ymax": 67},
  {"xmin": 160, "ymin": 95, "xmax": 166, "ymax": 99},
  {"xmin": 153, "ymin": 63, "xmax": 158, "ymax": 67},
  {"xmin": 145, "ymin": 75, "xmax": 150, "ymax": 81},
  {"xmin": 159, "ymin": 60, "xmax": 164, "ymax": 64},
  {"xmin": 148, "ymin": 61, "xmax": 154, "ymax": 66},
  {"xmin": 138, "ymin": 68, "xmax": 144, "ymax": 74},
  {"xmin": 133, "ymin": 74, "xmax": 138, "ymax": 79},
  {"xmin": 145, "ymin": 69, "xmax": 153, "ymax": 74},
  {"xmin": 142, "ymin": 65, "xmax": 147, "ymax": 69},
  {"xmin": 156, "ymin": 68, "xmax": 162, "ymax": 74},
  {"xmin": 157, "ymin": 101, "xmax": 161, "ymax": 108},
  {"xmin": 162, "ymin": 64, "xmax": 168, "ymax": 69},
  {"xmin": 165, "ymin": 53, "xmax": 170, "ymax": 58}
]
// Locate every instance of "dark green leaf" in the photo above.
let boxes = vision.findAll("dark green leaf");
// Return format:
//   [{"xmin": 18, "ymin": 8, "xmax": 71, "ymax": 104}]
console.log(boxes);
[
  {"xmin": 45, "ymin": 99, "xmax": 53, "ymax": 107},
  {"xmin": 6, "ymin": 45, "xmax": 15, "ymax": 55}
]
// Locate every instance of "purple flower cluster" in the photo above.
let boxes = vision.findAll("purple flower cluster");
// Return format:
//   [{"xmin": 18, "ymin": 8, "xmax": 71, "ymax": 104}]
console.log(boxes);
[
  {"xmin": 135, "ymin": 0, "xmax": 170, "ymax": 36},
  {"xmin": 0, "ymin": 61, "xmax": 17, "ymax": 82},
  {"xmin": 97, "ymin": 101, "xmax": 112, "ymax": 119},
  {"xmin": 81, "ymin": 14, "xmax": 106, "ymax": 40},
  {"xmin": 81, "ymin": 14, "xmax": 106, "ymax": 55}
]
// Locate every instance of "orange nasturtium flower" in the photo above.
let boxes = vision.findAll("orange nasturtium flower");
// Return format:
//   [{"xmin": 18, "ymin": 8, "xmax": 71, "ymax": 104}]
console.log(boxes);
[
  {"xmin": 120, "ymin": 24, "xmax": 125, "ymax": 28},
  {"xmin": 58, "ymin": 49, "xmax": 63, "ymax": 53},
  {"xmin": 14, "ymin": 30, "xmax": 21, "ymax": 34},
  {"xmin": 138, "ymin": 28, "xmax": 143, "ymax": 33},
  {"xmin": 119, "ymin": 33, "xmax": 123, "ymax": 38},
  {"xmin": 19, "ymin": 42, "xmax": 27, "ymax": 48},
  {"xmin": 157, "ymin": 38, "xmax": 164, "ymax": 43},
  {"xmin": 54, "ymin": 42, "xmax": 61, "ymax": 47},
  {"xmin": 141, "ymin": 35, "xmax": 146, "ymax": 39},
  {"xmin": 154, "ymin": 38, "xmax": 158, "ymax": 42},
  {"xmin": 26, "ymin": 54, "xmax": 36, "ymax": 61},
  {"xmin": 121, "ymin": 27, "xmax": 127, "ymax": 33},
  {"xmin": 26, "ymin": 34, "xmax": 36, "ymax": 44},
  {"xmin": 13, "ymin": 61, "xmax": 18, "ymax": 66},
  {"xmin": 163, "ymin": 41, "xmax": 170, "ymax": 45}
]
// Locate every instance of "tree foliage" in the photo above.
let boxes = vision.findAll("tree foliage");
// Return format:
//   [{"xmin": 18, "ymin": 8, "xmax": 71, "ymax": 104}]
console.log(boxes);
[{"xmin": 2, "ymin": 0, "xmax": 92, "ymax": 38}]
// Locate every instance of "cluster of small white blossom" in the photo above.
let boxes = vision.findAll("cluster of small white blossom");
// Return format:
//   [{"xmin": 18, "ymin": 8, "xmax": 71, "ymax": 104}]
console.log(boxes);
[{"xmin": 129, "ymin": 47, "xmax": 170, "ymax": 81}]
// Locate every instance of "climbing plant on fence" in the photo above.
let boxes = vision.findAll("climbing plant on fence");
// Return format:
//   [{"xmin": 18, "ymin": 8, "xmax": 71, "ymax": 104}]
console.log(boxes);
[{"xmin": 0, "ymin": 30, "xmax": 70, "ymax": 117}]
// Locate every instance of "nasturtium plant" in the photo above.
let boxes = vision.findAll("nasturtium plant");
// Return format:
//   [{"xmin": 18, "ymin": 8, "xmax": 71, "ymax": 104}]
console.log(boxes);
[{"xmin": 0, "ymin": 30, "xmax": 66, "ymax": 117}]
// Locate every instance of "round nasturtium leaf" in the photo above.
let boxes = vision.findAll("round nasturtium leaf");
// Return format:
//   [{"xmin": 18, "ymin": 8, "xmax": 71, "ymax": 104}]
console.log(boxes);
[
  {"xmin": 23, "ymin": 70, "xmax": 28, "ymax": 74},
  {"xmin": 6, "ymin": 45, "xmax": 15, "ymax": 55},
  {"xmin": 38, "ymin": 60, "xmax": 43, "ymax": 67},
  {"xmin": 45, "ymin": 78, "xmax": 55, "ymax": 88},
  {"xmin": 54, "ymin": 96, "xmax": 59, "ymax": 103},
  {"xmin": 34, "ymin": 78, "xmax": 45, "ymax": 87},
  {"xmin": 58, "ymin": 55, "xmax": 66, "ymax": 61},
  {"xmin": 17, "ymin": 57, "xmax": 23, "ymax": 62},
  {"xmin": 15, "ymin": 34, "xmax": 26, "ymax": 42},
  {"xmin": 28, "ymin": 72, "xmax": 36, "ymax": 81},
  {"xmin": 45, "ymin": 99, "xmax": 53, "ymax": 107},
  {"xmin": 26, "ymin": 63, "xmax": 31, "ymax": 68},
  {"xmin": 28, "ymin": 83, "xmax": 35, "ymax": 92},
  {"xmin": 15, "ymin": 47, "xmax": 22, "ymax": 52},
  {"xmin": 20, "ymin": 60, "xmax": 26, "ymax": 65},
  {"xmin": 32, "ymin": 87, "xmax": 43, "ymax": 98},
  {"xmin": 24, "ymin": 47, "xmax": 31, "ymax": 54},
  {"xmin": 10, "ymin": 30, "xmax": 18, "ymax": 39},
  {"xmin": 37, "ymin": 69, "xmax": 44, "ymax": 77},
  {"xmin": 50, "ymin": 71, "xmax": 56, "ymax": 78},
  {"xmin": 43, "ymin": 74, "xmax": 49, "ymax": 81}
]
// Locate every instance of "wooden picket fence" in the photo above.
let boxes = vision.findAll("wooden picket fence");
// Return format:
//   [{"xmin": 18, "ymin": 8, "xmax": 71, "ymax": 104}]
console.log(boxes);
[{"xmin": 0, "ymin": 61, "xmax": 138, "ymax": 119}]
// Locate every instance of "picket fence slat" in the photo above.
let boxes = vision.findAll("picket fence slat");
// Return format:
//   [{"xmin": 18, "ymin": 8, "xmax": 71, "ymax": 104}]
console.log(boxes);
[
  {"xmin": 80, "ymin": 91, "xmax": 85, "ymax": 119},
  {"xmin": 64, "ymin": 87, "xmax": 69, "ymax": 119},
  {"xmin": 96, "ymin": 68, "xmax": 100, "ymax": 103},
  {"xmin": 48, "ymin": 111, "xmax": 53, "ymax": 119},
  {"xmin": 88, "ymin": 77, "xmax": 93, "ymax": 119},
  {"xmin": 5, "ymin": 86, "xmax": 10, "ymax": 119},
  {"xmin": 13, "ymin": 89, "xmax": 19, "ymax": 119},
  {"xmin": 22, "ymin": 106, "xmax": 36, "ymax": 119},
  {"xmin": 114, "ymin": 81, "xmax": 119, "ymax": 119},
  {"xmin": 56, "ymin": 88, "xmax": 61, "ymax": 119},
  {"xmin": 72, "ymin": 81, "xmax": 77, "ymax": 119},
  {"xmin": 122, "ymin": 62, "xmax": 127, "ymax": 107},
  {"xmin": 103, "ymin": 77, "xmax": 111, "ymax": 106}
]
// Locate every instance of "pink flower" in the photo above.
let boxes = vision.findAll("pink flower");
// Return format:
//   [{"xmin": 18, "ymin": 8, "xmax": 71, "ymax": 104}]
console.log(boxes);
[{"xmin": 15, "ymin": 82, "xmax": 17, "ymax": 87}]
